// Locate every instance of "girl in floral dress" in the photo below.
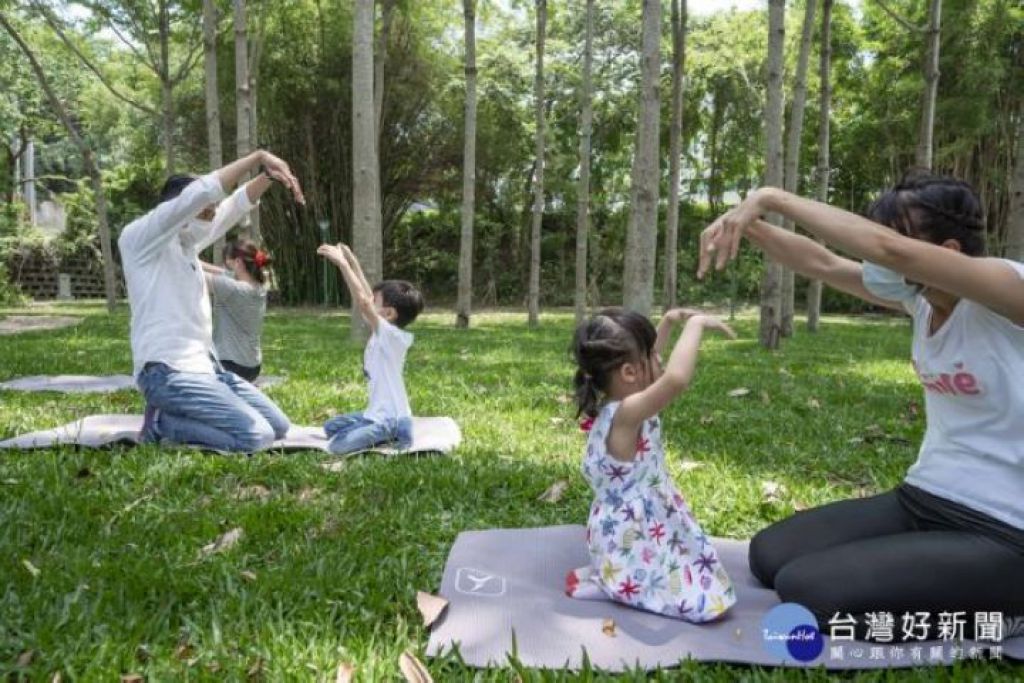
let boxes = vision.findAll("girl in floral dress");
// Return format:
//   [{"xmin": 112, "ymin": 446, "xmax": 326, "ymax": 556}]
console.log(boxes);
[{"xmin": 566, "ymin": 307, "xmax": 737, "ymax": 622}]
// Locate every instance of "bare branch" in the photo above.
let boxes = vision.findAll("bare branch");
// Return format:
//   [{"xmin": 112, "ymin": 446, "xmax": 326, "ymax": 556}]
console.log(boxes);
[
  {"xmin": 872, "ymin": 0, "xmax": 925, "ymax": 33},
  {"xmin": 31, "ymin": 0, "xmax": 158, "ymax": 116},
  {"xmin": 171, "ymin": 35, "xmax": 204, "ymax": 84}
]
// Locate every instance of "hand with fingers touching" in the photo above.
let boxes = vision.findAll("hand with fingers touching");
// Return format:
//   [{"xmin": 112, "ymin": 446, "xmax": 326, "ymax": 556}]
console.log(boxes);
[
  {"xmin": 259, "ymin": 151, "xmax": 306, "ymax": 205},
  {"xmin": 695, "ymin": 314, "xmax": 738, "ymax": 340},
  {"xmin": 316, "ymin": 243, "xmax": 346, "ymax": 268},
  {"xmin": 697, "ymin": 188, "xmax": 774, "ymax": 279}
]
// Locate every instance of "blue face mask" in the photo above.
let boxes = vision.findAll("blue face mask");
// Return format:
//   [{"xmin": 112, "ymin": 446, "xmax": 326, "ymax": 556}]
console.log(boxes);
[{"xmin": 861, "ymin": 261, "xmax": 923, "ymax": 302}]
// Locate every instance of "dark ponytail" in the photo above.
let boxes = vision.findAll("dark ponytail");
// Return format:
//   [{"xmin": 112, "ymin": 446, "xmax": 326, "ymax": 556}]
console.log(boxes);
[
  {"xmin": 223, "ymin": 238, "xmax": 271, "ymax": 285},
  {"xmin": 570, "ymin": 307, "xmax": 657, "ymax": 418}
]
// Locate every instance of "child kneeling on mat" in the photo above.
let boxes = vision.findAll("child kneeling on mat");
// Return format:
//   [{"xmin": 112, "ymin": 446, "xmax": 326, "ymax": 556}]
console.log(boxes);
[
  {"xmin": 317, "ymin": 243, "xmax": 424, "ymax": 455},
  {"xmin": 567, "ymin": 307, "xmax": 737, "ymax": 622}
]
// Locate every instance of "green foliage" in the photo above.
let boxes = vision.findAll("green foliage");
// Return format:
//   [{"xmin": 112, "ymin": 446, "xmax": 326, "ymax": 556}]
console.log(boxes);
[{"xmin": 0, "ymin": 261, "xmax": 26, "ymax": 306}]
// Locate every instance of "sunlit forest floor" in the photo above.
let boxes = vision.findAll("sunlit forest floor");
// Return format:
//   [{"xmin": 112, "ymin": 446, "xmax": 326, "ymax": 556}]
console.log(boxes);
[{"xmin": 1, "ymin": 302, "xmax": 1017, "ymax": 680}]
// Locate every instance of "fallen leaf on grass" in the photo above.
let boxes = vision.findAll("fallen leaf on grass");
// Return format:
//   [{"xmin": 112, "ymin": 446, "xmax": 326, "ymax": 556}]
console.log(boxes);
[
  {"xmin": 174, "ymin": 641, "xmax": 193, "ymax": 660},
  {"xmin": 22, "ymin": 559, "xmax": 40, "ymax": 577},
  {"xmin": 297, "ymin": 487, "xmax": 321, "ymax": 502},
  {"xmin": 235, "ymin": 485, "xmax": 271, "ymax": 502},
  {"xmin": 241, "ymin": 570, "xmax": 258, "ymax": 582},
  {"xmin": 699, "ymin": 415, "xmax": 714, "ymax": 425},
  {"xmin": 416, "ymin": 591, "xmax": 449, "ymax": 627},
  {"xmin": 321, "ymin": 461, "xmax": 346, "ymax": 473},
  {"xmin": 761, "ymin": 481, "xmax": 786, "ymax": 503},
  {"xmin": 1, "ymin": 478, "xmax": 17, "ymax": 485},
  {"xmin": 398, "ymin": 650, "xmax": 433, "ymax": 683},
  {"xmin": 538, "ymin": 480, "xmax": 569, "ymax": 503},
  {"xmin": 135, "ymin": 645, "xmax": 151, "ymax": 663},
  {"xmin": 17, "ymin": 650, "xmax": 34, "ymax": 667},
  {"xmin": 555, "ymin": 394, "xmax": 573, "ymax": 405},
  {"xmin": 807, "ymin": 398, "xmax": 821, "ymax": 410},
  {"xmin": 120, "ymin": 675, "xmax": 144, "ymax": 683},
  {"xmin": 678, "ymin": 460, "xmax": 705, "ymax": 472},
  {"xmin": 336, "ymin": 663, "xmax": 355, "ymax": 683},
  {"xmin": 549, "ymin": 417, "xmax": 566, "ymax": 426},
  {"xmin": 51, "ymin": 673, "xmax": 62, "ymax": 683},
  {"xmin": 246, "ymin": 657, "xmax": 264, "ymax": 681},
  {"xmin": 602, "ymin": 618, "xmax": 616, "ymax": 637},
  {"xmin": 727, "ymin": 387, "xmax": 750, "ymax": 398},
  {"xmin": 200, "ymin": 527, "xmax": 243, "ymax": 557}
]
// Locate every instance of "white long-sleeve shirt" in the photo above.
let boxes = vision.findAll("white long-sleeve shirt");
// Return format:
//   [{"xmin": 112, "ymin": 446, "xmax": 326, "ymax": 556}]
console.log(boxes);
[{"xmin": 118, "ymin": 174, "xmax": 255, "ymax": 376}]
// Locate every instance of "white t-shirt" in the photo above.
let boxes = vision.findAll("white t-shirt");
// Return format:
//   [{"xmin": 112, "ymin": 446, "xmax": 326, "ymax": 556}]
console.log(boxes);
[
  {"xmin": 903, "ymin": 259, "xmax": 1024, "ymax": 530},
  {"xmin": 118, "ymin": 174, "xmax": 255, "ymax": 376},
  {"xmin": 362, "ymin": 319, "xmax": 414, "ymax": 422}
]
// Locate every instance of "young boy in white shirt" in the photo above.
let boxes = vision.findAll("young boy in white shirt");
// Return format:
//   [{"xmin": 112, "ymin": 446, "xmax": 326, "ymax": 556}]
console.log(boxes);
[{"xmin": 317, "ymin": 243, "xmax": 424, "ymax": 454}]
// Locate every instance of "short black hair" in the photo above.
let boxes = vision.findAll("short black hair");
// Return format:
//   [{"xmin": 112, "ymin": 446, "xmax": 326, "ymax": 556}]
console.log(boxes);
[
  {"xmin": 373, "ymin": 280, "xmax": 424, "ymax": 328},
  {"xmin": 159, "ymin": 174, "xmax": 198, "ymax": 204},
  {"xmin": 571, "ymin": 307, "xmax": 658, "ymax": 418}
]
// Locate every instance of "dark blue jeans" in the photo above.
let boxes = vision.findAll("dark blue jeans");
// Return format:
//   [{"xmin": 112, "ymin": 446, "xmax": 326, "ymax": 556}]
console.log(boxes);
[
  {"xmin": 323, "ymin": 412, "xmax": 413, "ymax": 455},
  {"xmin": 137, "ymin": 362, "xmax": 290, "ymax": 452}
]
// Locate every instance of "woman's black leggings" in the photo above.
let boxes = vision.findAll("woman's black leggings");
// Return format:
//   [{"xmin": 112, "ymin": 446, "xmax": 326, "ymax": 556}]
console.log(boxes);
[{"xmin": 749, "ymin": 483, "xmax": 1024, "ymax": 642}]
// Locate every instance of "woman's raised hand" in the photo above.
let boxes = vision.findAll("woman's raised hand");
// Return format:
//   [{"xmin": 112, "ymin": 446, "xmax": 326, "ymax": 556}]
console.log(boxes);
[{"xmin": 697, "ymin": 189, "xmax": 771, "ymax": 279}]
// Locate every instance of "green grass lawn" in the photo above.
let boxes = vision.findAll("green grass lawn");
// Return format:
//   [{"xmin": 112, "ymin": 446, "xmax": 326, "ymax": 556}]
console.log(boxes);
[{"xmin": 0, "ymin": 302, "xmax": 1017, "ymax": 681}]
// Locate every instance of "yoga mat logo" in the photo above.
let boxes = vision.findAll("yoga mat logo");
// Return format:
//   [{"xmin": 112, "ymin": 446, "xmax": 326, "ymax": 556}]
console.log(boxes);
[
  {"xmin": 761, "ymin": 603, "xmax": 824, "ymax": 662},
  {"xmin": 454, "ymin": 568, "xmax": 507, "ymax": 597}
]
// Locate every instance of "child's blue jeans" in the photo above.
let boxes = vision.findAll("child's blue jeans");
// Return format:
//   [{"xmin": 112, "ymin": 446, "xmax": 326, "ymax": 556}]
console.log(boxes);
[{"xmin": 323, "ymin": 412, "xmax": 413, "ymax": 455}]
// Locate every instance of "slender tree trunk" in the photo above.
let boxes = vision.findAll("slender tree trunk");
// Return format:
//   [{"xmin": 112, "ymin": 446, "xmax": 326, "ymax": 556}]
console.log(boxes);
[
  {"xmin": 234, "ymin": 0, "xmax": 253, "ymax": 239},
  {"xmin": 1, "ymin": 12, "xmax": 117, "ymax": 312},
  {"xmin": 248, "ymin": 31, "xmax": 262, "ymax": 241},
  {"xmin": 663, "ymin": 0, "xmax": 687, "ymax": 312},
  {"xmin": 623, "ymin": 0, "xmax": 662, "ymax": 316},
  {"xmin": 158, "ymin": 0, "xmax": 175, "ymax": 174},
  {"xmin": 1007, "ymin": 112, "xmax": 1024, "ymax": 261},
  {"xmin": 203, "ymin": 0, "xmax": 225, "ymax": 257},
  {"xmin": 915, "ymin": 0, "xmax": 942, "ymax": 170},
  {"xmin": 759, "ymin": 0, "xmax": 786, "ymax": 349},
  {"xmin": 352, "ymin": 0, "xmax": 382, "ymax": 343},
  {"xmin": 708, "ymin": 86, "xmax": 722, "ymax": 216},
  {"xmin": 574, "ymin": 0, "xmax": 595, "ymax": 325},
  {"xmin": 807, "ymin": 0, "xmax": 832, "ymax": 331},
  {"xmin": 374, "ymin": 0, "xmax": 393, "ymax": 247},
  {"xmin": 780, "ymin": 0, "xmax": 817, "ymax": 337},
  {"xmin": 527, "ymin": 0, "xmax": 547, "ymax": 328},
  {"xmin": 456, "ymin": 0, "xmax": 477, "ymax": 328}
]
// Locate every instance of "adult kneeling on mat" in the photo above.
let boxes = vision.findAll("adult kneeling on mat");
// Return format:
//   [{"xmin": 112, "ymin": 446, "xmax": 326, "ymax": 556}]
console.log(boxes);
[
  {"xmin": 118, "ymin": 151, "xmax": 305, "ymax": 452},
  {"xmin": 698, "ymin": 173, "xmax": 1024, "ymax": 642}
]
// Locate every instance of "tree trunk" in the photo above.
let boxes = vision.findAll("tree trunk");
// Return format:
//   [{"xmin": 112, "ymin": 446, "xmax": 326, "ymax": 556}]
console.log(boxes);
[
  {"xmin": 159, "ymin": 0, "xmax": 175, "ymax": 174},
  {"xmin": 623, "ymin": 0, "xmax": 662, "ymax": 316},
  {"xmin": 663, "ymin": 0, "xmax": 687, "ymax": 313},
  {"xmin": 780, "ymin": 0, "xmax": 817, "ymax": 337},
  {"xmin": 759, "ymin": 0, "xmax": 786, "ymax": 349},
  {"xmin": 352, "ymin": 0, "xmax": 383, "ymax": 343},
  {"xmin": 527, "ymin": 0, "xmax": 547, "ymax": 328},
  {"xmin": 807, "ymin": 0, "xmax": 832, "ymax": 332},
  {"xmin": 574, "ymin": 0, "xmax": 595, "ymax": 325},
  {"xmin": 1007, "ymin": 112, "xmax": 1024, "ymax": 261},
  {"xmin": 248, "ymin": 30, "xmax": 263, "ymax": 241},
  {"xmin": 915, "ymin": 0, "xmax": 942, "ymax": 170},
  {"xmin": 456, "ymin": 0, "xmax": 477, "ymax": 328},
  {"xmin": 234, "ymin": 0, "xmax": 253, "ymax": 238},
  {"xmin": 374, "ymin": 0, "xmax": 393, "ymax": 251},
  {"xmin": 203, "ymin": 0, "xmax": 225, "ymax": 257},
  {"xmin": 1, "ymin": 12, "xmax": 117, "ymax": 312}
]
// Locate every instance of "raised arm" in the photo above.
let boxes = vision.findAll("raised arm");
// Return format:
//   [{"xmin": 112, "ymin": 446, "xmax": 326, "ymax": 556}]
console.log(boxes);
[
  {"xmin": 340, "ymin": 244, "xmax": 374, "ymax": 298},
  {"xmin": 317, "ymin": 244, "xmax": 380, "ymax": 331},
  {"xmin": 608, "ymin": 314, "xmax": 735, "ymax": 461},
  {"xmin": 704, "ymin": 188, "xmax": 1024, "ymax": 324}
]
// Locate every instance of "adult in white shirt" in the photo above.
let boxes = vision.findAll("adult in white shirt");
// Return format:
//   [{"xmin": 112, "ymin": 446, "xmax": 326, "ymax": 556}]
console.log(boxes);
[
  {"xmin": 118, "ymin": 151, "xmax": 304, "ymax": 452},
  {"xmin": 699, "ymin": 174, "xmax": 1024, "ymax": 641}
]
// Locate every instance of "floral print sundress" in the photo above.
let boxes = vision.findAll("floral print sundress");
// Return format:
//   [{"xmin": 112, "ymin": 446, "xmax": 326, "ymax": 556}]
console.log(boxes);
[{"xmin": 566, "ymin": 400, "xmax": 736, "ymax": 622}]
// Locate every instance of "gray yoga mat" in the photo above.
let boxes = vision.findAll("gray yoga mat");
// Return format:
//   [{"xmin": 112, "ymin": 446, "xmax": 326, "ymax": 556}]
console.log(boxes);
[
  {"xmin": 0, "ymin": 374, "xmax": 284, "ymax": 393},
  {"xmin": 0, "ymin": 414, "xmax": 461, "ymax": 455},
  {"xmin": 427, "ymin": 525, "xmax": 1022, "ymax": 671}
]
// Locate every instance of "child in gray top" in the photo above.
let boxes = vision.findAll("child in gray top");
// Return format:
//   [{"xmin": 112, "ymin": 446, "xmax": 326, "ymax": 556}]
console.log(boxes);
[{"xmin": 202, "ymin": 239, "xmax": 269, "ymax": 382}]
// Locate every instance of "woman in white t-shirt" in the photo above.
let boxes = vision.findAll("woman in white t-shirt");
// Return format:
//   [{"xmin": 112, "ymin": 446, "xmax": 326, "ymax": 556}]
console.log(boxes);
[{"xmin": 699, "ymin": 174, "xmax": 1024, "ymax": 641}]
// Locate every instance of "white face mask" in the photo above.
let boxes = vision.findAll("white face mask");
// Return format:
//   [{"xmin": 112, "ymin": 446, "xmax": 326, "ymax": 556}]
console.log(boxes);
[
  {"xmin": 861, "ymin": 261, "xmax": 923, "ymax": 302},
  {"xmin": 181, "ymin": 218, "xmax": 212, "ymax": 246}
]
